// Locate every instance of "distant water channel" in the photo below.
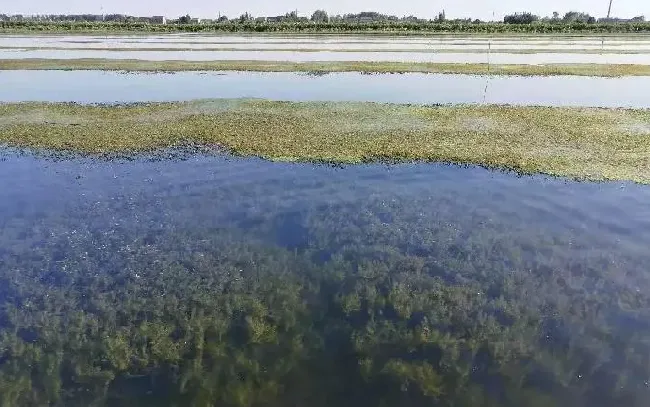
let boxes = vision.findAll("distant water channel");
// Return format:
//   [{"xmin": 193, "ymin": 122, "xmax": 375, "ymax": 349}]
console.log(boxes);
[
  {"xmin": 1, "ymin": 149, "xmax": 650, "ymax": 406},
  {"xmin": 4, "ymin": 48, "xmax": 650, "ymax": 64},
  {"xmin": 2, "ymin": 34, "xmax": 650, "ymax": 51},
  {"xmin": 2, "ymin": 70, "xmax": 650, "ymax": 108}
]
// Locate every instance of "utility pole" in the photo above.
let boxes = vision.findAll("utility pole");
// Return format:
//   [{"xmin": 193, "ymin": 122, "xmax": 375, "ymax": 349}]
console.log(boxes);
[{"xmin": 607, "ymin": 0, "xmax": 613, "ymax": 18}]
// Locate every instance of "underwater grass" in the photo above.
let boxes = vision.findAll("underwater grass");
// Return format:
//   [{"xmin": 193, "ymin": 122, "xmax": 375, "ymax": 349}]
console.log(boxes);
[
  {"xmin": 1, "ymin": 99, "xmax": 649, "ymax": 183},
  {"xmin": 1, "ymin": 151, "xmax": 649, "ymax": 406},
  {"xmin": 3, "ymin": 59, "xmax": 650, "ymax": 77}
]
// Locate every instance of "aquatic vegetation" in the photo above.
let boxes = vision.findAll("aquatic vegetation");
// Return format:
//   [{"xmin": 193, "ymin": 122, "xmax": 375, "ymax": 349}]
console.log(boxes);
[
  {"xmin": 0, "ymin": 100, "xmax": 649, "ymax": 183},
  {"xmin": 0, "ymin": 152, "xmax": 649, "ymax": 406},
  {"xmin": 3, "ymin": 59, "xmax": 650, "ymax": 77}
]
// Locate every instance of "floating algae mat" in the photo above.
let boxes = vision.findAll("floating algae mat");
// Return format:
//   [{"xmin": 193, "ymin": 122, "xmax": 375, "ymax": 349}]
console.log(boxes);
[
  {"xmin": 5, "ymin": 59, "xmax": 650, "ymax": 77},
  {"xmin": 1, "ymin": 149, "xmax": 650, "ymax": 406},
  {"xmin": 1, "ymin": 99, "xmax": 650, "ymax": 183}
]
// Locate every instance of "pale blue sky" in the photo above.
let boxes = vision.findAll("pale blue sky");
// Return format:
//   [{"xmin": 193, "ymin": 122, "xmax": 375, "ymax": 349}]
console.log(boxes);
[{"xmin": 5, "ymin": 0, "xmax": 649, "ymax": 20}]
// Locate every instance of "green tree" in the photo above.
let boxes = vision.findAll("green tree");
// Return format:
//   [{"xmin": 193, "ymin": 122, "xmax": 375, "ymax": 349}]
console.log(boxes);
[
  {"xmin": 238, "ymin": 12, "xmax": 252, "ymax": 23},
  {"xmin": 284, "ymin": 10, "xmax": 299, "ymax": 21},
  {"xmin": 311, "ymin": 10, "xmax": 329, "ymax": 22},
  {"xmin": 504, "ymin": 12, "xmax": 539, "ymax": 24},
  {"xmin": 563, "ymin": 11, "xmax": 594, "ymax": 23}
]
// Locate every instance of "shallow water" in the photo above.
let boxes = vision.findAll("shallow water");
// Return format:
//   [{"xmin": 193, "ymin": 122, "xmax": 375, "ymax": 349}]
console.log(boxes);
[
  {"xmin": 2, "ymin": 70, "xmax": 650, "ymax": 108},
  {"xmin": 1, "ymin": 149, "xmax": 650, "ymax": 406},
  {"xmin": 2, "ymin": 34, "xmax": 650, "ymax": 49},
  {"xmin": 4, "ymin": 48, "xmax": 650, "ymax": 64},
  {"xmin": 3, "ymin": 42, "xmax": 650, "ymax": 52}
]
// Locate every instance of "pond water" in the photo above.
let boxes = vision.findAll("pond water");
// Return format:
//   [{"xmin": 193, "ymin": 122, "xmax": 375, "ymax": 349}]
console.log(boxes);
[
  {"xmin": 2, "ymin": 34, "xmax": 650, "ymax": 50},
  {"xmin": 2, "ymin": 70, "xmax": 650, "ymax": 108},
  {"xmin": 4, "ymin": 48, "xmax": 650, "ymax": 64},
  {"xmin": 4, "ymin": 42, "xmax": 650, "ymax": 52},
  {"xmin": 1, "ymin": 148, "xmax": 650, "ymax": 406}
]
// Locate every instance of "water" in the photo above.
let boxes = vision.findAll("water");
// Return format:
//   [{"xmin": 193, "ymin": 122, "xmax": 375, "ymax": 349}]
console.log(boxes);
[
  {"xmin": 2, "ymin": 34, "xmax": 650, "ymax": 49},
  {"xmin": 4, "ymin": 42, "xmax": 650, "ymax": 52},
  {"xmin": 2, "ymin": 70, "xmax": 650, "ymax": 108},
  {"xmin": 4, "ymin": 49, "xmax": 650, "ymax": 64},
  {"xmin": 3, "ymin": 33, "xmax": 650, "ymax": 65},
  {"xmin": 1, "ymin": 148, "xmax": 650, "ymax": 406}
]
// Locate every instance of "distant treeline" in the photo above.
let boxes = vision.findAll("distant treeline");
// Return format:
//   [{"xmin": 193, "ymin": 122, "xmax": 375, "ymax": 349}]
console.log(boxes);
[
  {"xmin": 503, "ymin": 11, "xmax": 645, "ymax": 24},
  {"xmin": 2, "ymin": 20, "xmax": 650, "ymax": 33}
]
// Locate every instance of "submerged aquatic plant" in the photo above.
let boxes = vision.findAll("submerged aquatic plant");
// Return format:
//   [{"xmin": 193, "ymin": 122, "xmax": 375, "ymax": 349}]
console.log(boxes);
[{"xmin": 0, "ymin": 151, "xmax": 649, "ymax": 406}]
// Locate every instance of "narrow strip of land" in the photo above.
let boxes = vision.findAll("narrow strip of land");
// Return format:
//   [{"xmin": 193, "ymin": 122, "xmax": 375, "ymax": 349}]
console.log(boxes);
[
  {"xmin": 2, "ymin": 46, "xmax": 649, "ymax": 54},
  {"xmin": 2, "ymin": 58, "xmax": 650, "ymax": 76},
  {"xmin": 1, "ymin": 99, "xmax": 648, "ymax": 183}
]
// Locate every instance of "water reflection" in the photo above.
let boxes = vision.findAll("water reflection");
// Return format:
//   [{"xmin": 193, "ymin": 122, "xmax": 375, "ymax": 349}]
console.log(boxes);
[
  {"xmin": 3, "ymin": 49, "xmax": 650, "ymax": 64},
  {"xmin": 1, "ymin": 149, "xmax": 649, "ymax": 406},
  {"xmin": 2, "ymin": 34, "xmax": 650, "ymax": 50},
  {"xmin": 2, "ymin": 70, "xmax": 650, "ymax": 108}
]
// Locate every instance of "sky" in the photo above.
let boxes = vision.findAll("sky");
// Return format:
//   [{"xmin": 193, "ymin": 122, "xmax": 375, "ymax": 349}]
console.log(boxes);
[{"xmin": 4, "ymin": 0, "xmax": 649, "ymax": 21}]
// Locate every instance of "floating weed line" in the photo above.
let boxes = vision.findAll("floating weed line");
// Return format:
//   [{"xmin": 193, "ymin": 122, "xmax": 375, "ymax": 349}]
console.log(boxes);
[
  {"xmin": 3, "ymin": 45, "xmax": 650, "ymax": 54},
  {"xmin": 3, "ymin": 59, "xmax": 650, "ymax": 77},
  {"xmin": 0, "ymin": 99, "xmax": 649, "ymax": 183}
]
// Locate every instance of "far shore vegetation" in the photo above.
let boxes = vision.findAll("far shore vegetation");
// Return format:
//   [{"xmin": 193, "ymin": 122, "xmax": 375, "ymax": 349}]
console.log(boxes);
[
  {"xmin": 3, "ymin": 59, "xmax": 650, "ymax": 77},
  {"xmin": 1, "ymin": 99, "xmax": 649, "ymax": 183},
  {"xmin": 1, "ymin": 10, "xmax": 649, "ymax": 33},
  {"xmin": 2, "ymin": 20, "xmax": 650, "ymax": 34}
]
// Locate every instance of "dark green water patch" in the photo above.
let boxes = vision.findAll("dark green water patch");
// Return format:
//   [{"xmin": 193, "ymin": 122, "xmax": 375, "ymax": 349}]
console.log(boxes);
[{"xmin": 0, "ymin": 149, "xmax": 649, "ymax": 407}]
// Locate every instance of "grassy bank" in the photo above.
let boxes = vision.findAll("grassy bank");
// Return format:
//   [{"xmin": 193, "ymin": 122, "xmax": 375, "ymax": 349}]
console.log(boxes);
[
  {"xmin": 1, "ymin": 99, "xmax": 649, "ymax": 182},
  {"xmin": 3, "ymin": 59, "xmax": 650, "ymax": 76}
]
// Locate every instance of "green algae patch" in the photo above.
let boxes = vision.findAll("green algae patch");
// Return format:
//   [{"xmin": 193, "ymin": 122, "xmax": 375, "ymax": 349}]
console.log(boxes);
[
  {"xmin": 1, "ymin": 100, "xmax": 649, "ymax": 183},
  {"xmin": 3, "ymin": 59, "xmax": 650, "ymax": 77}
]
